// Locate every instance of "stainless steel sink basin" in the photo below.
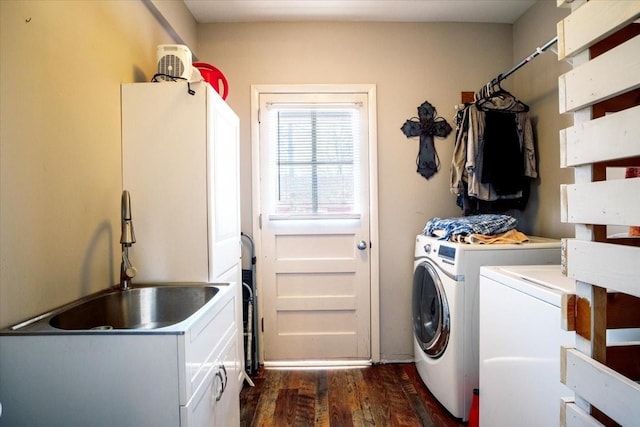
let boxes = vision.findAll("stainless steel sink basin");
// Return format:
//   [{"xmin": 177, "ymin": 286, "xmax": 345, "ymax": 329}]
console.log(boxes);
[{"xmin": 49, "ymin": 286, "xmax": 219, "ymax": 330}]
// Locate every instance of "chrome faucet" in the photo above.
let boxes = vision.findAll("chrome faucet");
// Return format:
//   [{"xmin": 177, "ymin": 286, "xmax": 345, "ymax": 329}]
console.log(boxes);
[{"xmin": 119, "ymin": 190, "xmax": 137, "ymax": 290}]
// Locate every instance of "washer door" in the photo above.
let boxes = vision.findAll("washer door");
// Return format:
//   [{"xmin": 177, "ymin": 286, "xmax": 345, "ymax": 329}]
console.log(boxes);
[{"xmin": 413, "ymin": 260, "xmax": 450, "ymax": 358}]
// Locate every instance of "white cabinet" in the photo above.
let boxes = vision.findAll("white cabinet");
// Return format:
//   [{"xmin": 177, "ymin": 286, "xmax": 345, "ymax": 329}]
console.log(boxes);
[
  {"xmin": 182, "ymin": 333, "xmax": 239, "ymax": 426},
  {"xmin": 121, "ymin": 81, "xmax": 240, "ymax": 284},
  {"xmin": 121, "ymin": 82, "xmax": 243, "ymax": 423},
  {"xmin": 0, "ymin": 283, "xmax": 239, "ymax": 427},
  {"xmin": 181, "ymin": 286, "xmax": 240, "ymax": 426}
]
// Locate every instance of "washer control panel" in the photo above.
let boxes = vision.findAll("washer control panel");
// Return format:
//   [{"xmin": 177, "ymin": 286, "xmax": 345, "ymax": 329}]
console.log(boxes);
[{"xmin": 438, "ymin": 245, "xmax": 456, "ymax": 261}]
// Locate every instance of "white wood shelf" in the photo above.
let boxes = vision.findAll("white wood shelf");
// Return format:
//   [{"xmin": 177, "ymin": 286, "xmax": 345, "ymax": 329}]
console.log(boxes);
[
  {"xmin": 558, "ymin": 35, "xmax": 640, "ymax": 113},
  {"xmin": 557, "ymin": 0, "xmax": 640, "ymax": 59},
  {"xmin": 558, "ymin": 1, "xmax": 640, "ymax": 425},
  {"xmin": 560, "ymin": 105, "xmax": 640, "ymax": 168}
]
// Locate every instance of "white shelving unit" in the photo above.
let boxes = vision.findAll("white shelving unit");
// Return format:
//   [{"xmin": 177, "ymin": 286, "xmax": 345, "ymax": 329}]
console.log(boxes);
[{"xmin": 556, "ymin": 1, "xmax": 640, "ymax": 425}]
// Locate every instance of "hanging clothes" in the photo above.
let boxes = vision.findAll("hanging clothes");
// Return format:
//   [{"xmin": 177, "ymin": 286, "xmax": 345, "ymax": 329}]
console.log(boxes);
[
  {"xmin": 447, "ymin": 36, "xmax": 559, "ymax": 216},
  {"xmin": 482, "ymin": 111, "xmax": 524, "ymax": 195},
  {"xmin": 450, "ymin": 87, "xmax": 537, "ymax": 215}
]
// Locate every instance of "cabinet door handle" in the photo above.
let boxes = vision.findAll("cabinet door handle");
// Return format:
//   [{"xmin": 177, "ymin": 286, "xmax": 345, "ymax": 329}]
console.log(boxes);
[
  {"xmin": 214, "ymin": 370, "xmax": 225, "ymax": 402},
  {"xmin": 220, "ymin": 364, "xmax": 228, "ymax": 394}
]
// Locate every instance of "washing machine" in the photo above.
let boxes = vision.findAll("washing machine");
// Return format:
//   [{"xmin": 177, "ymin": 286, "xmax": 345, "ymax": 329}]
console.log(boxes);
[{"xmin": 412, "ymin": 234, "xmax": 561, "ymax": 421}]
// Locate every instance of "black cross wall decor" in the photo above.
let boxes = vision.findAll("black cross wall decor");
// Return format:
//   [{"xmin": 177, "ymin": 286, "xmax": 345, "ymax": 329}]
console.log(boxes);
[{"xmin": 401, "ymin": 100, "xmax": 453, "ymax": 180}]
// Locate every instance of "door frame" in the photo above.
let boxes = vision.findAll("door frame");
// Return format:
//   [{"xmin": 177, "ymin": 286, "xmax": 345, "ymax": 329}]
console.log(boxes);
[{"xmin": 250, "ymin": 84, "xmax": 380, "ymax": 364}]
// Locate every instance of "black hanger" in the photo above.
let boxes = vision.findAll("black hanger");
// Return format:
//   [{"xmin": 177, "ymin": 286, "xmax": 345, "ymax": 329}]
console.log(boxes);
[{"xmin": 475, "ymin": 77, "xmax": 529, "ymax": 112}]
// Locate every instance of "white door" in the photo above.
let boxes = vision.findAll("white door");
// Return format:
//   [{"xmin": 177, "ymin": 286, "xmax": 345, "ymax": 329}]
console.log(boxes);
[{"xmin": 253, "ymin": 86, "xmax": 378, "ymax": 363}]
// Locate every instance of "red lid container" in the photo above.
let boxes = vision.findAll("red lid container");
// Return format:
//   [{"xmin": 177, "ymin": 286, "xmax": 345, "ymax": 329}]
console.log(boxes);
[{"xmin": 193, "ymin": 62, "xmax": 229, "ymax": 100}]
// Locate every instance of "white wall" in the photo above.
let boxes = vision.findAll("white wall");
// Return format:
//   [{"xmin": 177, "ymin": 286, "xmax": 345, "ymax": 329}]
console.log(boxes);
[
  {"xmin": 0, "ymin": 0, "xmax": 194, "ymax": 327},
  {"xmin": 512, "ymin": 0, "xmax": 574, "ymax": 238}
]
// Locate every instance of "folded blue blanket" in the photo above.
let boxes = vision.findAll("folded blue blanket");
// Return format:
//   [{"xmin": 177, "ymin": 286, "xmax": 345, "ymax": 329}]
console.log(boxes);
[{"xmin": 424, "ymin": 214, "xmax": 518, "ymax": 240}]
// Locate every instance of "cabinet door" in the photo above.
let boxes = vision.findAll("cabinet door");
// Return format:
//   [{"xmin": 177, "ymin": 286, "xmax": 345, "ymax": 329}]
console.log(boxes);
[
  {"xmin": 214, "ymin": 330, "xmax": 240, "ymax": 427},
  {"xmin": 215, "ymin": 263, "xmax": 245, "ymax": 390},
  {"xmin": 207, "ymin": 90, "xmax": 241, "ymax": 281},
  {"xmin": 180, "ymin": 364, "xmax": 215, "ymax": 427},
  {"xmin": 181, "ymin": 331, "xmax": 239, "ymax": 426},
  {"xmin": 184, "ymin": 283, "xmax": 237, "ymax": 404}
]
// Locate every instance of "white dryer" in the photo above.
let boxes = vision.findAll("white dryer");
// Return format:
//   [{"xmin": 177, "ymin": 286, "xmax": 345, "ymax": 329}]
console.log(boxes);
[
  {"xmin": 478, "ymin": 265, "xmax": 576, "ymax": 427},
  {"xmin": 412, "ymin": 234, "xmax": 560, "ymax": 421},
  {"xmin": 478, "ymin": 264, "xmax": 640, "ymax": 427}
]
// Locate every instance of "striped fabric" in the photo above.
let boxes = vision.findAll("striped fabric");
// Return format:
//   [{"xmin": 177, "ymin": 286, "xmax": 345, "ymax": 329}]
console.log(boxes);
[{"xmin": 423, "ymin": 214, "xmax": 518, "ymax": 241}]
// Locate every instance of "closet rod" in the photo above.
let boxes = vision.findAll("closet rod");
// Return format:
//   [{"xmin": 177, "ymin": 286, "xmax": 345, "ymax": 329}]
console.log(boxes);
[{"xmin": 489, "ymin": 36, "xmax": 558, "ymax": 85}]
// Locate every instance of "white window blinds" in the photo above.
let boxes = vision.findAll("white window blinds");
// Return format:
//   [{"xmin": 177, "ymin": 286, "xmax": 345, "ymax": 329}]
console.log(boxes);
[{"xmin": 267, "ymin": 104, "xmax": 362, "ymax": 218}]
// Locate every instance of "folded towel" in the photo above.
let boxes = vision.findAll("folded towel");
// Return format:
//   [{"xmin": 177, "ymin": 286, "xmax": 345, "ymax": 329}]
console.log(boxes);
[
  {"xmin": 424, "ymin": 214, "xmax": 518, "ymax": 240},
  {"xmin": 463, "ymin": 229, "xmax": 529, "ymax": 244}
]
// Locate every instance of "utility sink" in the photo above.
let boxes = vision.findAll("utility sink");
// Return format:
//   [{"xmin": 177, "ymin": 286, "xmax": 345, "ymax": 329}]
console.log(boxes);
[
  {"xmin": 49, "ymin": 285, "xmax": 219, "ymax": 330},
  {"xmin": 0, "ymin": 281, "xmax": 237, "ymax": 425}
]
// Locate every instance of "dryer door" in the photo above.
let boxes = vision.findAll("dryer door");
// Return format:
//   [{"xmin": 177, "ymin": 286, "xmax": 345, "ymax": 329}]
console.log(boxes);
[{"xmin": 413, "ymin": 260, "xmax": 450, "ymax": 358}]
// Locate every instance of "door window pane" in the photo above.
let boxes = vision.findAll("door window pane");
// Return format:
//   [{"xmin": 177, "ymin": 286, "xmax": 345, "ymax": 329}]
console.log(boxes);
[{"xmin": 270, "ymin": 107, "xmax": 361, "ymax": 216}]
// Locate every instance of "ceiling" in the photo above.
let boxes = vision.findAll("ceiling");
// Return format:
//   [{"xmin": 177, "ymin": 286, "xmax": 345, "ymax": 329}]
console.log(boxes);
[{"xmin": 184, "ymin": 0, "xmax": 537, "ymax": 24}]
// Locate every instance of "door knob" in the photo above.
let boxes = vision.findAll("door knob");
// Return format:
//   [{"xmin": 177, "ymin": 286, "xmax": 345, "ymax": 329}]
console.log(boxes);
[{"xmin": 357, "ymin": 240, "xmax": 368, "ymax": 250}]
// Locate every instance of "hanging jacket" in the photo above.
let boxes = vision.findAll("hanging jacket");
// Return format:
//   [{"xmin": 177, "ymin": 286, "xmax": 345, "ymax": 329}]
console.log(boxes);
[{"xmin": 449, "ymin": 95, "xmax": 537, "ymax": 212}]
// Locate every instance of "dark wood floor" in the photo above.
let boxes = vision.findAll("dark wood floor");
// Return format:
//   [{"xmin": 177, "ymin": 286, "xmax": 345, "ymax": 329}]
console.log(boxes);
[{"xmin": 240, "ymin": 363, "xmax": 466, "ymax": 427}]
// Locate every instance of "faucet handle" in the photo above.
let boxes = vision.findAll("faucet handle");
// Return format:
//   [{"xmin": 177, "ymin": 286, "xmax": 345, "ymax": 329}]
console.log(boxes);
[{"xmin": 124, "ymin": 266, "xmax": 137, "ymax": 279}]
